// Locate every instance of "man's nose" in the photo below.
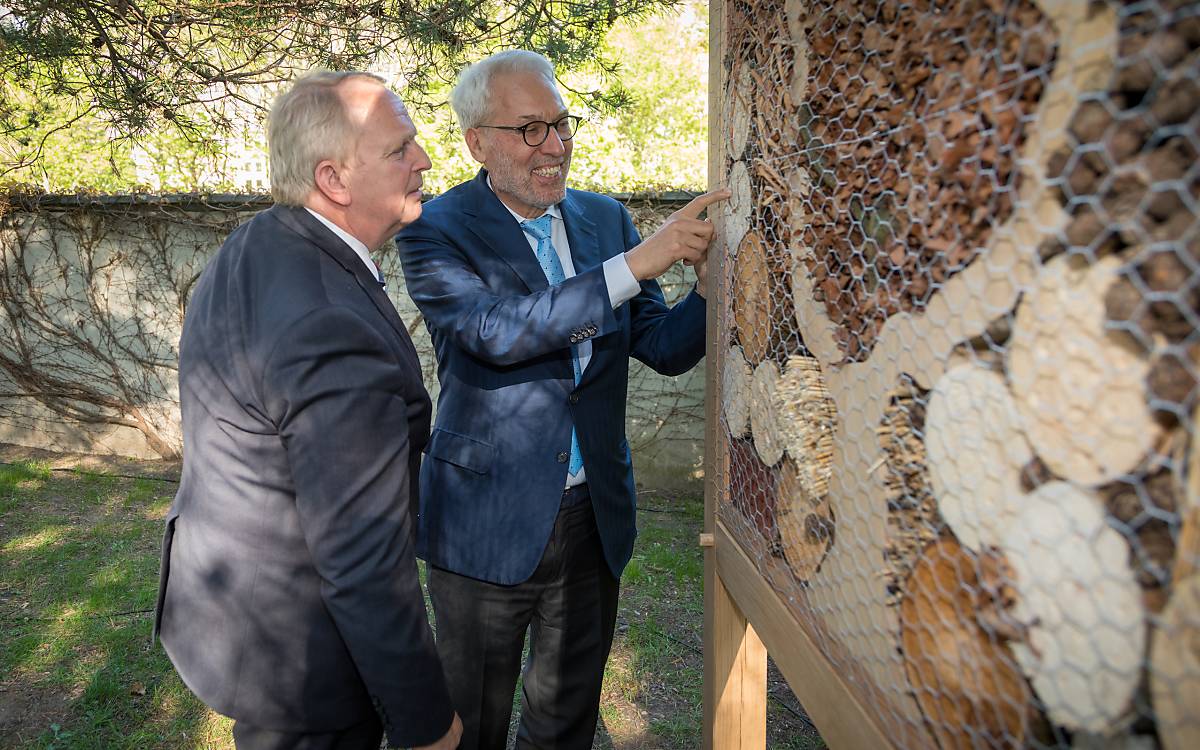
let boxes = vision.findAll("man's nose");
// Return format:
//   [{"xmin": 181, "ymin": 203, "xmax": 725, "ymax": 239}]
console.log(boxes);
[
  {"xmin": 415, "ymin": 141, "xmax": 432, "ymax": 171},
  {"xmin": 539, "ymin": 128, "xmax": 566, "ymax": 155}
]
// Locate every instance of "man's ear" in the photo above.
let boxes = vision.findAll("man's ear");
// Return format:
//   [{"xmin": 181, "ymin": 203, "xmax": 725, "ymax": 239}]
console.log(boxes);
[
  {"xmin": 464, "ymin": 128, "xmax": 488, "ymax": 165},
  {"xmin": 313, "ymin": 160, "xmax": 352, "ymax": 207}
]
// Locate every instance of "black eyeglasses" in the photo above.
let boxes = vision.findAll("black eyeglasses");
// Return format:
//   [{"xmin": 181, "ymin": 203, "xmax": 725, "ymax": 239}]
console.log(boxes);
[{"xmin": 476, "ymin": 115, "xmax": 584, "ymax": 147}]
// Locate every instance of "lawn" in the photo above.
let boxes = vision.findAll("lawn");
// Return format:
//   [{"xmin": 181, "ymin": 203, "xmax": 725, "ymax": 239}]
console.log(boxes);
[{"xmin": 0, "ymin": 445, "xmax": 821, "ymax": 749}]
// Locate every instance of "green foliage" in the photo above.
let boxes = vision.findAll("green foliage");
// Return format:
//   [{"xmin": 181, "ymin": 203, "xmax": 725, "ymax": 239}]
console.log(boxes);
[
  {"xmin": 1, "ymin": 1, "xmax": 708, "ymax": 193},
  {"xmin": 417, "ymin": 0, "xmax": 709, "ymax": 194},
  {"xmin": 568, "ymin": 0, "xmax": 709, "ymax": 192},
  {"xmin": 0, "ymin": 92, "xmax": 132, "ymax": 191},
  {"xmin": 0, "ymin": 0, "xmax": 679, "ymax": 147}
]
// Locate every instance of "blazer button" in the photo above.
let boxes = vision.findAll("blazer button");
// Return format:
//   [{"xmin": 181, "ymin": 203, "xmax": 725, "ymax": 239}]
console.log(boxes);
[
  {"xmin": 557, "ymin": 452, "xmax": 569, "ymax": 463},
  {"xmin": 569, "ymin": 393, "xmax": 580, "ymax": 404}
]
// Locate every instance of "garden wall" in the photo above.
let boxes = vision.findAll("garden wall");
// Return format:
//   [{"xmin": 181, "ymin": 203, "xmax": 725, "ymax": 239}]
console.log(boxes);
[{"xmin": 0, "ymin": 191, "xmax": 706, "ymax": 488}]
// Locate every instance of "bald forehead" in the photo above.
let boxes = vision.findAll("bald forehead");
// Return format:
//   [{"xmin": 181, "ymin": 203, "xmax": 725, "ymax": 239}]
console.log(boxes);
[{"xmin": 336, "ymin": 77, "xmax": 403, "ymax": 124}]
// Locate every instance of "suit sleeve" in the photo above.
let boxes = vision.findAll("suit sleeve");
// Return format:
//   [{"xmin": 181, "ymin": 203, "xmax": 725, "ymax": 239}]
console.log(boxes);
[
  {"xmin": 617, "ymin": 205, "xmax": 709, "ymax": 376},
  {"xmin": 261, "ymin": 305, "xmax": 454, "ymax": 748},
  {"xmin": 399, "ymin": 215, "xmax": 619, "ymax": 366}
]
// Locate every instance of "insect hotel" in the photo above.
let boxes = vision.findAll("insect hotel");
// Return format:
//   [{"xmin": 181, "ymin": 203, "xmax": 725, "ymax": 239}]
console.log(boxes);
[{"xmin": 703, "ymin": 1, "xmax": 1200, "ymax": 748}]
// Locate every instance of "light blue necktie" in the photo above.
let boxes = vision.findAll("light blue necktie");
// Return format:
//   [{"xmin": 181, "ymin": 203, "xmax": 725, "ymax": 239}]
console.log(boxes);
[{"xmin": 520, "ymin": 215, "xmax": 584, "ymax": 477}]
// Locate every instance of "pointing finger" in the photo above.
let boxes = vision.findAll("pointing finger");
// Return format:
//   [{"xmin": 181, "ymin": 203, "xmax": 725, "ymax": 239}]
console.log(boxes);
[{"xmin": 674, "ymin": 188, "xmax": 732, "ymax": 220}]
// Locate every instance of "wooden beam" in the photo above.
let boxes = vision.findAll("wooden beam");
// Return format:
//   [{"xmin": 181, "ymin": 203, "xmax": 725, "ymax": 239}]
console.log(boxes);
[
  {"xmin": 707, "ymin": 570, "xmax": 768, "ymax": 750},
  {"xmin": 705, "ymin": 0, "xmax": 767, "ymax": 746},
  {"xmin": 715, "ymin": 521, "xmax": 897, "ymax": 750}
]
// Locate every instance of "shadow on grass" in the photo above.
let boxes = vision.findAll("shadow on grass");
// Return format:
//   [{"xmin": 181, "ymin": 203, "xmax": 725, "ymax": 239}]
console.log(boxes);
[
  {"xmin": 2, "ymin": 455, "xmax": 821, "ymax": 749},
  {"xmin": 0, "ymin": 458, "xmax": 229, "ymax": 749}
]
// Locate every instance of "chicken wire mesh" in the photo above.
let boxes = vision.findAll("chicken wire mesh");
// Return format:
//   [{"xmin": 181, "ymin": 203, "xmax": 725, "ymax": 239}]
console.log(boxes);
[{"xmin": 714, "ymin": 0, "xmax": 1199, "ymax": 748}]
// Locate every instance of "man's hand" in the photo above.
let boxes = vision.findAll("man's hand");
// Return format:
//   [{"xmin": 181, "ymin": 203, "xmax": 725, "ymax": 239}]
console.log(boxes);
[
  {"xmin": 413, "ymin": 713, "xmax": 462, "ymax": 749},
  {"xmin": 694, "ymin": 251, "xmax": 711, "ymax": 299},
  {"xmin": 624, "ymin": 188, "xmax": 731, "ymax": 286}
]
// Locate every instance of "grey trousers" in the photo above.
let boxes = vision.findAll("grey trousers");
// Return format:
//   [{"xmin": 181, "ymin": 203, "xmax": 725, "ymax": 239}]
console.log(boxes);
[{"xmin": 429, "ymin": 493, "xmax": 620, "ymax": 750}]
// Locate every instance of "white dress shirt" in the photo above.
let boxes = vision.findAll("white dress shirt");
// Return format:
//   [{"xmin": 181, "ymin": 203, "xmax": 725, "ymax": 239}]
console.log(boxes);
[{"xmin": 305, "ymin": 208, "xmax": 382, "ymax": 284}]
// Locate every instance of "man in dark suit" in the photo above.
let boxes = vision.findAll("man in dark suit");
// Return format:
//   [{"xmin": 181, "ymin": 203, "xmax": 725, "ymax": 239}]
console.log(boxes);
[
  {"xmin": 397, "ymin": 50, "xmax": 727, "ymax": 749},
  {"xmin": 154, "ymin": 71, "xmax": 462, "ymax": 750}
]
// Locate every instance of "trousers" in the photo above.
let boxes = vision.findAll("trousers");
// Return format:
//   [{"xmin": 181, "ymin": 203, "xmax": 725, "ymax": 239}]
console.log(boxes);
[{"xmin": 429, "ymin": 491, "xmax": 620, "ymax": 749}]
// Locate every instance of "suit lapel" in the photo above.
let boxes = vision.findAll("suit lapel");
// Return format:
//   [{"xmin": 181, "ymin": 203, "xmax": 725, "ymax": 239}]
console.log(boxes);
[
  {"xmin": 462, "ymin": 171, "xmax": 550, "ymax": 294},
  {"xmin": 560, "ymin": 192, "xmax": 617, "ymax": 386},
  {"xmin": 458, "ymin": 173, "xmax": 611, "ymax": 384},
  {"xmin": 271, "ymin": 206, "xmax": 412, "ymax": 346},
  {"xmin": 560, "ymin": 191, "xmax": 602, "ymax": 275}
]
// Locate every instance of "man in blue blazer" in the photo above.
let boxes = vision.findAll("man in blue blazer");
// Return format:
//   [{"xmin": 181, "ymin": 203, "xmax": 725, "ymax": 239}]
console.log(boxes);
[{"xmin": 398, "ymin": 50, "xmax": 727, "ymax": 749}]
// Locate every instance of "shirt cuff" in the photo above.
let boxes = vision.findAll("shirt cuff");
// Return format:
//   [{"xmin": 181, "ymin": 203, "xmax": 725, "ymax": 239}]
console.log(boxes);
[{"xmin": 603, "ymin": 255, "xmax": 641, "ymax": 309}]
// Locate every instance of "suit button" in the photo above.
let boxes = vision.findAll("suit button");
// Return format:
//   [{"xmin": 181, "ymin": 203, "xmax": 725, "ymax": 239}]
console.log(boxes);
[
  {"xmin": 557, "ymin": 452, "xmax": 569, "ymax": 463},
  {"xmin": 569, "ymin": 393, "xmax": 580, "ymax": 404}
]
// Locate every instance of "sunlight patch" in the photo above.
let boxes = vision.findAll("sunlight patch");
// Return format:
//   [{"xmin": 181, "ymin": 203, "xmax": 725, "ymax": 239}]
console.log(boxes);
[
  {"xmin": 143, "ymin": 499, "xmax": 171, "ymax": 521},
  {"xmin": 3, "ymin": 525, "xmax": 69, "ymax": 554},
  {"xmin": 191, "ymin": 710, "xmax": 234, "ymax": 748}
]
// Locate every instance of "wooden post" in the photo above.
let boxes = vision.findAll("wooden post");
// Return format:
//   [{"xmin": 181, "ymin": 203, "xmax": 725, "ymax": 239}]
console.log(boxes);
[
  {"xmin": 704, "ymin": 1, "xmax": 768, "ymax": 746},
  {"xmin": 706, "ymin": 570, "xmax": 768, "ymax": 750}
]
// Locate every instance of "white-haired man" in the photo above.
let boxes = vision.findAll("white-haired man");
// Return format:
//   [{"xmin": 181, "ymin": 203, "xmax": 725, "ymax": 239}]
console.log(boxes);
[
  {"xmin": 155, "ymin": 71, "xmax": 462, "ymax": 750},
  {"xmin": 398, "ymin": 50, "xmax": 727, "ymax": 749}
]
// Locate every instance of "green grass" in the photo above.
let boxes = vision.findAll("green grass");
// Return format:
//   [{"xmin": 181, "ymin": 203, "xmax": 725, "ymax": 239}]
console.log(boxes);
[
  {"xmin": 1, "ymin": 457, "xmax": 821, "ymax": 749},
  {"xmin": 598, "ymin": 494, "xmax": 822, "ymax": 749},
  {"xmin": 0, "ymin": 461, "xmax": 228, "ymax": 749}
]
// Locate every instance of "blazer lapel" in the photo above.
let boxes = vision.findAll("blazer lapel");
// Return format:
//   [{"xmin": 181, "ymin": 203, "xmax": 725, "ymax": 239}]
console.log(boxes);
[
  {"xmin": 559, "ymin": 191, "xmax": 616, "ymax": 386},
  {"xmin": 560, "ymin": 191, "xmax": 602, "ymax": 275},
  {"xmin": 462, "ymin": 170, "xmax": 551, "ymax": 294},
  {"xmin": 271, "ymin": 206, "xmax": 412, "ymax": 345}
]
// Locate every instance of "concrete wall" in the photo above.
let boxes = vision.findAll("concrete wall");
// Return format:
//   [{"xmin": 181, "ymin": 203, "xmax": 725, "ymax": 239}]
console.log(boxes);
[{"xmin": 0, "ymin": 192, "xmax": 705, "ymax": 489}]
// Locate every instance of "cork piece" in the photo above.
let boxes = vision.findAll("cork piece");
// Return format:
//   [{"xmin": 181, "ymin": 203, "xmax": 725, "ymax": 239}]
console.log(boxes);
[
  {"xmin": 1004, "ymin": 482, "xmax": 1145, "ymax": 732},
  {"xmin": 722, "ymin": 345, "xmax": 753, "ymax": 439},
  {"xmin": 725, "ymin": 160, "xmax": 752, "ymax": 256},
  {"xmin": 926, "ymin": 363, "xmax": 1033, "ymax": 551},
  {"xmin": 732, "ymin": 231, "xmax": 772, "ymax": 366},
  {"xmin": 777, "ymin": 459, "xmax": 835, "ymax": 582},
  {"xmin": 900, "ymin": 536, "xmax": 1032, "ymax": 750},
  {"xmin": 727, "ymin": 62, "xmax": 752, "ymax": 160},
  {"xmin": 1007, "ymin": 254, "xmax": 1159, "ymax": 485},
  {"xmin": 749, "ymin": 359, "xmax": 785, "ymax": 467}
]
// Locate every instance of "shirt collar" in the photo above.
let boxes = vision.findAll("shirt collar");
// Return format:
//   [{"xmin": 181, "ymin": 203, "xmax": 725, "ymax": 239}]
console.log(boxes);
[
  {"xmin": 304, "ymin": 207, "xmax": 377, "ymax": 278},
  {"xmin": 486, "ymin": 174, "xmax": 562, "ymax": 225}
]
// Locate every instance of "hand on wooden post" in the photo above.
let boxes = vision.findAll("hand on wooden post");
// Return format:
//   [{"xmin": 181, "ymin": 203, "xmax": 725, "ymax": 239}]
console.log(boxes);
[{"xmin": 624, "ymin": 188, "xmax": 731, "ymax": 297}]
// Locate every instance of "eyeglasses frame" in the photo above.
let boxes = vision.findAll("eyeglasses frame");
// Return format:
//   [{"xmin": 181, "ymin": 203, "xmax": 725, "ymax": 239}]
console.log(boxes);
[{"xmin": 474, "ymin": 115, "xmax": 585, "ymax": 147}]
